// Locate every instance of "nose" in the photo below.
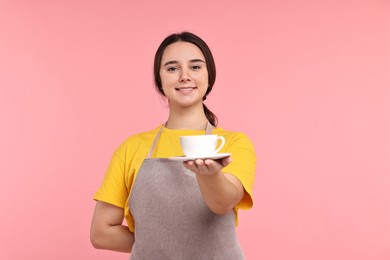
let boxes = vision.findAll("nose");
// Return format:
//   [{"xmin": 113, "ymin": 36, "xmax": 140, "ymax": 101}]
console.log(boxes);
[{"xmin": 179, "ymin": 68, "xmax": 191, "ymax": 82}]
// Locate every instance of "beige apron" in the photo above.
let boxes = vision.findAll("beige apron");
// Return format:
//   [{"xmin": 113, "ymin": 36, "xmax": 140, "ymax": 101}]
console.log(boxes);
[{"xmin": 129, "ymin": 123, "xmax": 245, "ymax": 260}]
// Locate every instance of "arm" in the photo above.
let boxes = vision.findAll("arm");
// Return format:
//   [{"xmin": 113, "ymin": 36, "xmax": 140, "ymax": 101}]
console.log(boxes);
[
  {"xmin": 90, "ymin": 201, "xmax": 134, "ymax": 253},
  {"xmin": 184, "ymin": 156, "xmax": 244, "ymax": 215}
]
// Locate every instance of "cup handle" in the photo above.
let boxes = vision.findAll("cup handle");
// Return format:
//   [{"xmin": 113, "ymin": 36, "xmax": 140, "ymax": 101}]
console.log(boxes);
[{"xmin": 214, "ymin": 136, "xmax": 225, "ymax": 154}]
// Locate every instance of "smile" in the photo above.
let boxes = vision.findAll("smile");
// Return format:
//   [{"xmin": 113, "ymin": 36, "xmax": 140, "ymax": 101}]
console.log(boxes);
[{"xmin": 175, "ymin": 87, "xmax": 197, "ymax": 91}]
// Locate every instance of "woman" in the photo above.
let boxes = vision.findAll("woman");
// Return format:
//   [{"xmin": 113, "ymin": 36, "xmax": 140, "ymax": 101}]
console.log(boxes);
[{"xmin": 90, "ymin": 32, "xmax": 256, "ymax": 259}]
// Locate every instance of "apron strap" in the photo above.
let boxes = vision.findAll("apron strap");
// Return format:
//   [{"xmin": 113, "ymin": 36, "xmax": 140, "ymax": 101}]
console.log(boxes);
[
  {"xmin": 146, "ymin": 122, "xmax": 214, "ymax": 159},
  {"xmin": 205, "ymin": 121, "xmax": 213, "ymax": 135},
  {"xmin": 146, "ymin": 125, "xmax": 164, "ymax": 158}
]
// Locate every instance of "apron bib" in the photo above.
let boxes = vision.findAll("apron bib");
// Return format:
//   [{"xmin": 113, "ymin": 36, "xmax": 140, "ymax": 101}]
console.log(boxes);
[{"xmin": 129, "ymin": 123, "xmax": 245, "ymax": 260}]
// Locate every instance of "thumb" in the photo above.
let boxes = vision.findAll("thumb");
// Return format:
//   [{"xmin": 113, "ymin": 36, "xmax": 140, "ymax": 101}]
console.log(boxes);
[{"xmin": 221, "ymin": 156, "xmax": 232, "ymax": 167}]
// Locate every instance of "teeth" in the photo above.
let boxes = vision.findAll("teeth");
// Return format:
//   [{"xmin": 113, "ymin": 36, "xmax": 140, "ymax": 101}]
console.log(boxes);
[{"xmin": 176, "ymin": 87, "xmax": 195, "ymax": 90}]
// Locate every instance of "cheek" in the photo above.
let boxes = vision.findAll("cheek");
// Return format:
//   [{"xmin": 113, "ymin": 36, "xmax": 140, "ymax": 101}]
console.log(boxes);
[
  {"xmin": 159, "ymin": 72, "xmax": 170, "ymax": 87},
  {"xmin": 160, "ymin": 71, "xmax": 177, "ymax": 84},
  {"xmin": 195, "ymin": 72, "xmax": 209, "ymax": 86}
]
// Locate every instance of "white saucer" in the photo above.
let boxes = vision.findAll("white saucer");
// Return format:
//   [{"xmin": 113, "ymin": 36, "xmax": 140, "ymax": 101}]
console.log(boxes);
[{"xmin": 168, "ymin": 153, "xmax": 231, "ymax": 162}]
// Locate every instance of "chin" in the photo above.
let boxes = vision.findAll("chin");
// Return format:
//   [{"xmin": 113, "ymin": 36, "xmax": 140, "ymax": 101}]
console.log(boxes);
[{"xmin": 172, "ymin": 99, "xmax": 203, "ymax": 108}]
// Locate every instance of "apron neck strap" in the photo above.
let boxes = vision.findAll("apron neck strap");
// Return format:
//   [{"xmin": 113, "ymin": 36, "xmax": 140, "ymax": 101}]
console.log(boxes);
[
  {"xmin": 146, "ymin": 121, "xmax": 214, "ymax": 158},
  {"xmin": 205, "ymin": 121, "xmax": 213, "ymax": 135}
]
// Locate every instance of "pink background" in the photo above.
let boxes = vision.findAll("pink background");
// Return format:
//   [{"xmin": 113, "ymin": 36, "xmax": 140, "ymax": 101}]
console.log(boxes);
[{"xmin": 1, "ymin": 1, "xmax": 389, "ymax": 259}]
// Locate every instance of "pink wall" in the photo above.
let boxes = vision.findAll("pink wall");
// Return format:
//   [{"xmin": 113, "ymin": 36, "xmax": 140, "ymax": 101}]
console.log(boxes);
[{"xmin": 0, "ymin": 1, "xmax": 389, "ymax": 259}]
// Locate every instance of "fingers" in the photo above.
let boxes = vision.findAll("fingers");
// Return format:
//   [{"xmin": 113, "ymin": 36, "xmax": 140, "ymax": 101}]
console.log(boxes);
[
  {"xmin": 183, "ymin": 156, "xmax": 232, "ymax": 176},
  {"xmin": 220, "ymin": 156, "xmax": 232, "ymax": 167},
  {"xmin": 183, "ymin": 160, "xmax": 206, "ymax": 173},
  {"xmin": 195, "ymin": 159, "xmax": 209, "ymax": 172}
]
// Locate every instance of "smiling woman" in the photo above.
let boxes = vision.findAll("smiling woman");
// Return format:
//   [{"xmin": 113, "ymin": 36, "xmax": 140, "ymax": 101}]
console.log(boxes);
[
  {"xmin": 90, "ymin": 31, "xmax": 257, "ymax": 259},
  {"xmin": 159, "ymin": 41, "xmax": 209, "ymax": 115},
  {"xmin": 154, "ymin": 32, "xmax": 217, "ymax": 127}
]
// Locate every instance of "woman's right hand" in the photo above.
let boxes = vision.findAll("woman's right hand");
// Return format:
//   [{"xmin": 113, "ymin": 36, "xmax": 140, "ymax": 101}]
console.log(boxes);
[{"xmin": 90, "ymin": 201, "xmax": 134, "ymax": 253}]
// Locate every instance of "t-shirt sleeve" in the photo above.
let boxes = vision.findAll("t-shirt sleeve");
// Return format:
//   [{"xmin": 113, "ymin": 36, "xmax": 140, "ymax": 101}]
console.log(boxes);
[
  {"xmin": 222, "ymin": 132, "xmax": 256, "ymax": 210},
  {"xmin": 93, "ymin": 151, "xmax": 129, "ymax": 209}
]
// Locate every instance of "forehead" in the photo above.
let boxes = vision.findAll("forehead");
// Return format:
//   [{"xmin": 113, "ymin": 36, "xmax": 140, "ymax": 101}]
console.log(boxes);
[{"xmin": 161, "ymin": 41, "xmax": 205, "ymax": 63}]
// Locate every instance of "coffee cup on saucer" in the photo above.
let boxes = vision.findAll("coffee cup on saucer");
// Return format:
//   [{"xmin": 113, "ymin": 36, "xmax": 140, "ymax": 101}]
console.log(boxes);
[{"xmin": 180, "ymin": 135, "xmax": 225, "ymax": 158}]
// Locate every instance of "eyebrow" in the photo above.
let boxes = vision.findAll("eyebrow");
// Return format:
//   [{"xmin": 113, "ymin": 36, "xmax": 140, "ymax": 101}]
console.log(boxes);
[{"xmin": 163, "ymin": 59, "xmax": 205, "ymax": 66}]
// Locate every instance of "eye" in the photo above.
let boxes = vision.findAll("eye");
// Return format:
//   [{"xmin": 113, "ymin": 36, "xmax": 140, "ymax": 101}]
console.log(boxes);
[
  {"xmin": 167, "ymin": 66, "xmax": 178, "ymax": 72},
  {"xmin": 191, "ymin": 65, "xmax": 202, "ymax": 70}
]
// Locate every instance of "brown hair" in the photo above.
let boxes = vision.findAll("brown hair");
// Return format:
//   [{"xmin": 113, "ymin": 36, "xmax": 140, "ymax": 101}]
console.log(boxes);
[{"xmin": 153, "ymin": 31, "xmax": 218, "ymax": 126}]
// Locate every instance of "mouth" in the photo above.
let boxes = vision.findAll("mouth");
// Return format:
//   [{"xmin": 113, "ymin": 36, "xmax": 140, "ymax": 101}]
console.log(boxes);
[{"xmin": 175, "ymin": 86, "xmax": 197, "ymax": 92}]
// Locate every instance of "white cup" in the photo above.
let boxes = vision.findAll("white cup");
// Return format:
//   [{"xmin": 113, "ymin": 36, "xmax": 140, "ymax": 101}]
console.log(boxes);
[{"xmin": 180, "ymin": 135, "xmax": 225, "ymax": 157}]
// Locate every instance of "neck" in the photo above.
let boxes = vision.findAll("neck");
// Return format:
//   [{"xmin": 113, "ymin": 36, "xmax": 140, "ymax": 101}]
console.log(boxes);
[{"xmin": 165, "ymin": 104, "xmax": 209, "ymax": 130}]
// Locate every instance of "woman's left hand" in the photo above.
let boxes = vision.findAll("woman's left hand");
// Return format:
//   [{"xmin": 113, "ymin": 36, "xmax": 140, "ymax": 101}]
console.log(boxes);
[
  {"xmin": 183, "ymin": 156, "xmax": 232, "ymax": 176},
  {"xmin": 183, "ymin": 156, "xmax": 243, "ymax": 215}
]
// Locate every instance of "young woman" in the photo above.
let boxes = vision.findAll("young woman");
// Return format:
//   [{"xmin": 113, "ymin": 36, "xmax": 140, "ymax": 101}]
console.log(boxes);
[{"xmin": 90, "ymin": 32, "xmax": 256, "ymax": 259}]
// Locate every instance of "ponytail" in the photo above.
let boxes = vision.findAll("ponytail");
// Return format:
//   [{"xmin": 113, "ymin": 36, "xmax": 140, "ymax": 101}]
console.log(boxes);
[{"xmin": 203, "ymin": 103, "xmax": 218, "ymax": 127}]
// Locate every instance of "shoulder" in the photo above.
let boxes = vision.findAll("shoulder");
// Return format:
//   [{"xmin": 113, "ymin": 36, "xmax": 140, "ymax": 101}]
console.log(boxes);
[
  {"xmin": 214, "ymin": 127, "xmax": 256, "ymax": 162},
  {"xmin": 114, "ymin": 126, "xmax": 162, "ymax": 158},
  {"xmin": 214, "ymin": 128, "xmax": 255, "ymax": 149}
]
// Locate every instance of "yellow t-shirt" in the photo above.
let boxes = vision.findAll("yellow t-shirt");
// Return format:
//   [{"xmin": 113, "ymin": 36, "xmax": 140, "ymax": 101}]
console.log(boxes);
[{"xmin": 93, "ymin": 125, "xmax": 256, "ymax": 232}]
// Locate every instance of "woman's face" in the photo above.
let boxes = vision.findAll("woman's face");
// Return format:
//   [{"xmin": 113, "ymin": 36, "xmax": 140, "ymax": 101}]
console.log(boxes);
[{"xmin": 159, "ymin": 41, "xmax": 209, "ymax": 109}]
